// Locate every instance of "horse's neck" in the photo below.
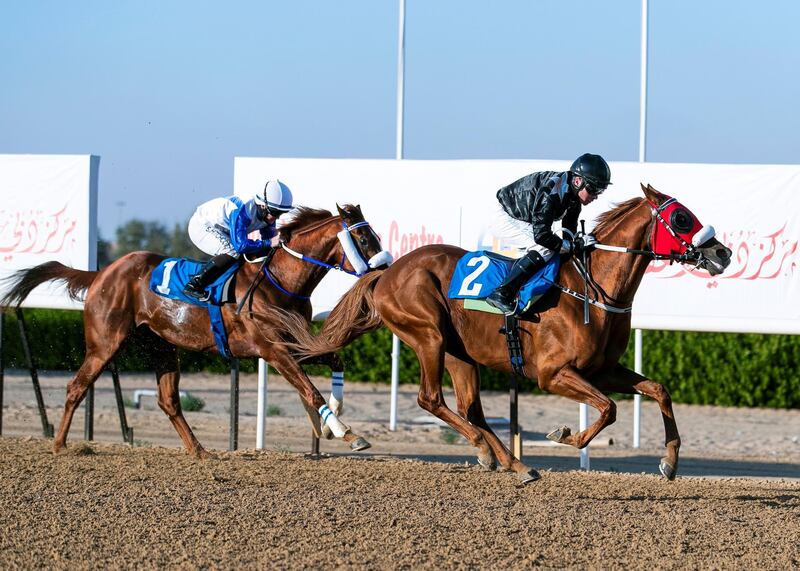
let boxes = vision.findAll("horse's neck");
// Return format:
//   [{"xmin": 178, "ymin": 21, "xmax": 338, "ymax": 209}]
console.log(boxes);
[
  {"xmin": 576, "ymin": 201, "xmax": 653, "ymax": 305},
  {"xmin": 273, "ymin": 221, "xmax": 341, "ymax": 295}
]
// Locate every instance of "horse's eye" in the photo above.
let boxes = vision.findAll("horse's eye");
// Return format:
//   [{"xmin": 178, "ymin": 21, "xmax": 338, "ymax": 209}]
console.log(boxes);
[{"xmin": 670, "ymin": 208, "xmax": 694, "ymax": 233}]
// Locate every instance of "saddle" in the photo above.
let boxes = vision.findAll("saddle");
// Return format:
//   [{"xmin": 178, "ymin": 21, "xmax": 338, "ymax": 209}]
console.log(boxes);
[
  {"xmin": 149, "ymin": 258, "xmax": 241, "ymax": 359},
  {"xmin": 149, "ymin": 258, "xmax": 239, "ymax": 306},
  {"xmin": 448, "ymin": 250, "xmax": 560, "ymax": 317}
]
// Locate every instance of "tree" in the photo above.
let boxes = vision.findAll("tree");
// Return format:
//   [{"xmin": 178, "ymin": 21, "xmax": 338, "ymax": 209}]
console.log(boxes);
[
  {"xmin": 97, "ymin": 234, "xmax": 114, "ymax": 268},
  {"xmin": 115, "ymin": 219, "xmax": 171, "ymax": 257},
  {"xmin": 168, "ymin": 222, "xmax": 205, "ymax": 259},
  {"xmin": 108, "ymin": 218, "xmax": 206, "ymax": 262}
]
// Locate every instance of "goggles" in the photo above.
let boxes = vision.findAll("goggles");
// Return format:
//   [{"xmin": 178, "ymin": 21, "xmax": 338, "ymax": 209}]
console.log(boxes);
[
  {"xmin": 585, "ymin": 182, "xmax": 607, "ymax": 197},
  {"xmin": 263, "ymin": 205, "xmax": 287, "ymax": 218}
]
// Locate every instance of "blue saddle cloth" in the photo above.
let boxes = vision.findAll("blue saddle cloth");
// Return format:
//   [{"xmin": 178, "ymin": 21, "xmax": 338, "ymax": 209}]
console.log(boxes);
[
  {"xmin": 149, "ymin": 258, "xmax": 239, "ymax": 360},
  {"xmin": 448, "ymin": 251, "xmax": 560, "ymax": 312}
]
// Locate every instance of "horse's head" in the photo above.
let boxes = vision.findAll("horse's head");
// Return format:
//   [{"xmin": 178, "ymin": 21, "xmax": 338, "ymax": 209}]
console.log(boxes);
[
  {"xmin": 335, "ymin": 203, "xmax": 393, "ymax": 274},
  {"xmin": 642, "ymin": 184, "xmax": 732, "ymax": 276},
  {"xmin": 277, "ymin": 204, "xmax": 392, "ymax": 277}
]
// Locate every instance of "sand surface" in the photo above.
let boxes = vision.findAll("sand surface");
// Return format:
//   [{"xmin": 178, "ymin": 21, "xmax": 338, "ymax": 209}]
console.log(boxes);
[{"xmin": 1, "ymin": 370, "xmax": 799, "ymax": 569}]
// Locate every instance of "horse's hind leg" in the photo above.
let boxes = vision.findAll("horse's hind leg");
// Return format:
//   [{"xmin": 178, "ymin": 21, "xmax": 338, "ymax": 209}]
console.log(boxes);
[
  {"xmin": 593, "ymin": 365, "xmax": 680, "ymax": 480},
  {"xmin": 53, "ymin": 354, "xmax": 115, "ymax": 453},
  {"xmin": 391, "ymin": 323, "xmax": 496, "ymax": 471},
  {"xmin": 445, "ymin": 353, "xmax": 540, "ymax": 484},
  {"xmin": 146, "ymin": 333, "xmax": 212, "ymax": 459},
  {"xmin": 53, "ymin": 314, "xmax": 132, "ymax": 453}
]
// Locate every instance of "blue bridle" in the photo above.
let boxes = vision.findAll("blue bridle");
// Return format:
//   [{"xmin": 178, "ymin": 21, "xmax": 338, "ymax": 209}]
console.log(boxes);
[{"xmin": 262, "ymin": 220, "xmax": 375, "ymax": 300}]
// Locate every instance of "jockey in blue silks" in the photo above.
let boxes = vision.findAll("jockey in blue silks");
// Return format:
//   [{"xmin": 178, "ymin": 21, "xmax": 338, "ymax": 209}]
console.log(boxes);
[{"xmin": 183, "ymin": 179, "xmax": 294, "ymax": 301}]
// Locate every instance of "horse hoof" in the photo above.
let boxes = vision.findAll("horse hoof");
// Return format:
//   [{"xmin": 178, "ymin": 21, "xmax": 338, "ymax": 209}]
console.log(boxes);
[
  {"xmin": 194, "ymin": 448, "xmax": 215, "ymax": 460},
  {"xmin": 477, "ymin": 453, "xmax": 497, "ymax": 471},
  {"xmin": 349, "ymin": 437, "xmax": 371, "ymax": 452},
  {"xmin": 517, "ymin": 469, "xmax": 541, "ymax": 485},
  {"xmin": 546, "ymin": 426, "xmax": 571, "ymax": 443},
  {"xmin": 659, "ymin": 459, "xmax": 677, "ymax": 480}
]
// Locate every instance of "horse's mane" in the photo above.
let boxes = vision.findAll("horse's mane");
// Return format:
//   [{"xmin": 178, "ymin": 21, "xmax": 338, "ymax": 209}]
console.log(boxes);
[
  {"xmin": 278, "ymin": 206, "xmax": 333, "ymax": 241},
  {"xmin": 592, "ymin": 197, "xmax": 645, "ymax": 237}
]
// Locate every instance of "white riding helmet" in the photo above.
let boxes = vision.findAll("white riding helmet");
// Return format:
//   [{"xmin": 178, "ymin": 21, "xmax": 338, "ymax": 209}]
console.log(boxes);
[{"xmin": 255, "ymin": 179, "xmax": 293, "ymax": 212}]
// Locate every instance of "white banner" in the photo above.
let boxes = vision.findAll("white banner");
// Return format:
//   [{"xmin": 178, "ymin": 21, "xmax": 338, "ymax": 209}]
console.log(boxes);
[
  {"xmin": 234, "ymin": 157, "xmax": 800, "ymax": 335},
  {"xmin": 0, "ymin": 155, "xmax": 99, "ymax": 310}
]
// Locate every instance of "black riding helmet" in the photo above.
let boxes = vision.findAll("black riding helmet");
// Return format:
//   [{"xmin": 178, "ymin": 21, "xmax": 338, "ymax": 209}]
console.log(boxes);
[{"xmin": 570, "ymin": 153, "xmax": 612, "ymax": 190}]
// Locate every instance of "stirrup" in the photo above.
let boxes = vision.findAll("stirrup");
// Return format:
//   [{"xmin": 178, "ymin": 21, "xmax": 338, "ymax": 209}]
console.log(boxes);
[
  {"xmin": 486, "ymin": 294, "xmax": 518, "ymax": 316},
  {"xmin": 184, "ymin": 284, "xmax": 211, "ymax": 302}
]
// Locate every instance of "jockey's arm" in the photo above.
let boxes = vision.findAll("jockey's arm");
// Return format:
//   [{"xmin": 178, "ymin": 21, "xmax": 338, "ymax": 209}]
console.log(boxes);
[
  {"xmin": 259, "ymin": 224, "xmax": 281, "ymax": 248},
  {"xmin": 529, "ymin": 191, "xmax": 563, "ymax": 252},
  {"xmin": 561, "ymin": 202, "xmax": 581, "ymax": 237},
  {"xmin": 228, "ymin": 205, "xmax": 266, "ymax": 255}
]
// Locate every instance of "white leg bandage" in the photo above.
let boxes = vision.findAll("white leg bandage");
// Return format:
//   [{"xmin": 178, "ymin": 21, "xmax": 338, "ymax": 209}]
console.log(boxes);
[
  {"xmin": 319, "ymin": 404, "xmax": 347, "ymax": 438},
  {"xmin": 330, "ymin": 371, "xmax": 344, "ymax": 413}
]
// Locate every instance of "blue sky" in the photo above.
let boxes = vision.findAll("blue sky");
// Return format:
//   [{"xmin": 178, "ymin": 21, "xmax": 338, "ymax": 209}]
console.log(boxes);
[{"xmin": 1, "ymin": 1, "xmax": 798, "ymax": 238}]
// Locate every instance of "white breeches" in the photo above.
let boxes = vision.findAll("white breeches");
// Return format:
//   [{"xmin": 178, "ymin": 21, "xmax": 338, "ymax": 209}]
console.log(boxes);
[
  {"xmin": 188, "ymin": 215, "xmax": 239, "ymax": 257},
  {"xmin": 489, "ymin": 202, "xmax": 557, "ymax": 261}
]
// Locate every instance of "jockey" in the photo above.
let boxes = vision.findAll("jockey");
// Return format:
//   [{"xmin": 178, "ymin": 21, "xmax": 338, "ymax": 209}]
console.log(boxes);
[
  {"xmin": 485, "ymin": 153, "xmax": 612, "ymax": 315},
  {"xmin": 183, "ymin": 179, "xmax": 294, "ymax": 301}
]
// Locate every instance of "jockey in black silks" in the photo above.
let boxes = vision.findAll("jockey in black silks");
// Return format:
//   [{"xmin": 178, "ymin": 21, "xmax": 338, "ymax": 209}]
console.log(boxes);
[{"xmin": 485, "ymin": 153, "xmax": 612, "ymax": 315}]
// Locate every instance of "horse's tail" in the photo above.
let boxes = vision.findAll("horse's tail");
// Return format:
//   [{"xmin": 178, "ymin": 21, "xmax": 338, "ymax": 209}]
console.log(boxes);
[
  {"xmin": 0, "ymin": 261, "xmax": 99, "ymax": 308},
  {"xmin": 284, "ymin": 270, "xmax": 386, "ymax": 360}
]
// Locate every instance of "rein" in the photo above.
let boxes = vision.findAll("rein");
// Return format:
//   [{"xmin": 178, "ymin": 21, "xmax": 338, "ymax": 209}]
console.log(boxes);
[
  {"xmin": 280, "ymin": 242, "xmax": 358, "ymax": 276},
  {"xmin": 548, "ymin": 203, "xmax": 706, "ymax": 323}
]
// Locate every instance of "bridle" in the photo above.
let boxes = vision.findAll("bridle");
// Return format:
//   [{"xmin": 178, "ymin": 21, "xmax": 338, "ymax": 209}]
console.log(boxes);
[
  {"xmin": 279, "ymin": 219, "xmax": 391, "ymax": 278},
  {"xmin": 546, "ymin": 196, "xmax": 716, "ymax": 323},
  {"xmin": 247, "ymin": 216, "xmax": 392, "ymax": 303}
]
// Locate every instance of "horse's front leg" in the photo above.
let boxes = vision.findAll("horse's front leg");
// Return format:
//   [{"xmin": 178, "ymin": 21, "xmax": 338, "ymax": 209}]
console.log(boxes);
[
  {"xmin": 539, "ymin": 365, "xmax": 617, "ymax": 449},
  {"xmin": 301, "ymin": 353, "xmax": 345, "ymax": 440},
  {"xmin": 593, "ymin": 365, "xmax": 680, "ymax": 480},
  {"xmin": 271, "ymin": 349, "xmax": 370, "ymax": 452}
]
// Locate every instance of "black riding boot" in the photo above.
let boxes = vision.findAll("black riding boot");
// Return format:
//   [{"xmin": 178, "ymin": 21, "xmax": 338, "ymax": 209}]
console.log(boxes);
[
  {"xmin": 183, "ymin": 254, "xmax": 237, "ymax": 301},
  {"xmin": 485, "ymin": 250, "xmax": 547, "ymax": 315}
]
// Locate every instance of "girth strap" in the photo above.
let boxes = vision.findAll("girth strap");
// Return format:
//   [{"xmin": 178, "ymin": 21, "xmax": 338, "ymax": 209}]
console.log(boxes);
[{"xmin": 500, "ymin": 315, "xmax": 526, "ymax": 378}]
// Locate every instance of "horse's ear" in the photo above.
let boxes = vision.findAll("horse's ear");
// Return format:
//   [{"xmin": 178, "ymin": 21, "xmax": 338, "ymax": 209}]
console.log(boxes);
[
  {"xmin": 641, "ymin": 183, "xmax": 663, "ymax": 204},
  {"xmin": 336, "ymin": 203, "xmax": 346, "ymax": 217}
]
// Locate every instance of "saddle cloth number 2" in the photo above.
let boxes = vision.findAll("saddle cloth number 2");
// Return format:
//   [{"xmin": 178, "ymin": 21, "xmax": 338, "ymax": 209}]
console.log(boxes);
[{"xmin": 457, "ymin": 255, "xmax": 490, "ymax": 297}]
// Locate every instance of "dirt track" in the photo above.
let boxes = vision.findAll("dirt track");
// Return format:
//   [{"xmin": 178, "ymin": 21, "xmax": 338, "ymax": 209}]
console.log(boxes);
[
  {"xmin": 1, "ymin": 437, "xmax": 798, "ymax": 570},
  {"xmin": 2, "ymin": 371, "xmax": 800, "ymax": 568}
]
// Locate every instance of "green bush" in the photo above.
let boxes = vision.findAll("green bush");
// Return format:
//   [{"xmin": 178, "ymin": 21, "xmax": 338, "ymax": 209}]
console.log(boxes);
[
  {"xmin": 2, "ymin": 308, "xmax": 798, "ymax": 409},
  {"xmin": 180, "ymin": 393, "xmax": 205, "ymax": 412}
]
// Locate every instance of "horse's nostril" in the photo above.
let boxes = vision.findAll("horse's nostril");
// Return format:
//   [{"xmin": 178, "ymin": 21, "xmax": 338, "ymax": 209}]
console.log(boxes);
[{"xmin": 717, "ymin": 248, "xmax": 730, "ymax": 260}]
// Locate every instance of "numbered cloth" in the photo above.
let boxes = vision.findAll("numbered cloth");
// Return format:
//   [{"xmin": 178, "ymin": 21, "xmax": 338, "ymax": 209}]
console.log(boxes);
[
  {"xmin": 448, "ymin": 251, "xmax": 560, "ymax": 306},
  {"xmin": 149, "ymin": 258, "xmax": 239, "ymax": 359}
]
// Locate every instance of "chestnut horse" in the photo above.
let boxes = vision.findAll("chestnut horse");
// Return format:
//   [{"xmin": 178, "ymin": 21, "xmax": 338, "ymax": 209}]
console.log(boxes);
[
  {"xmin": 281, "ymin": 185, "xmax": 732, "ymax": 483},
  {"xmin": 1, "ymin": 204, "xmax": 391, "ymax": 457}
]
